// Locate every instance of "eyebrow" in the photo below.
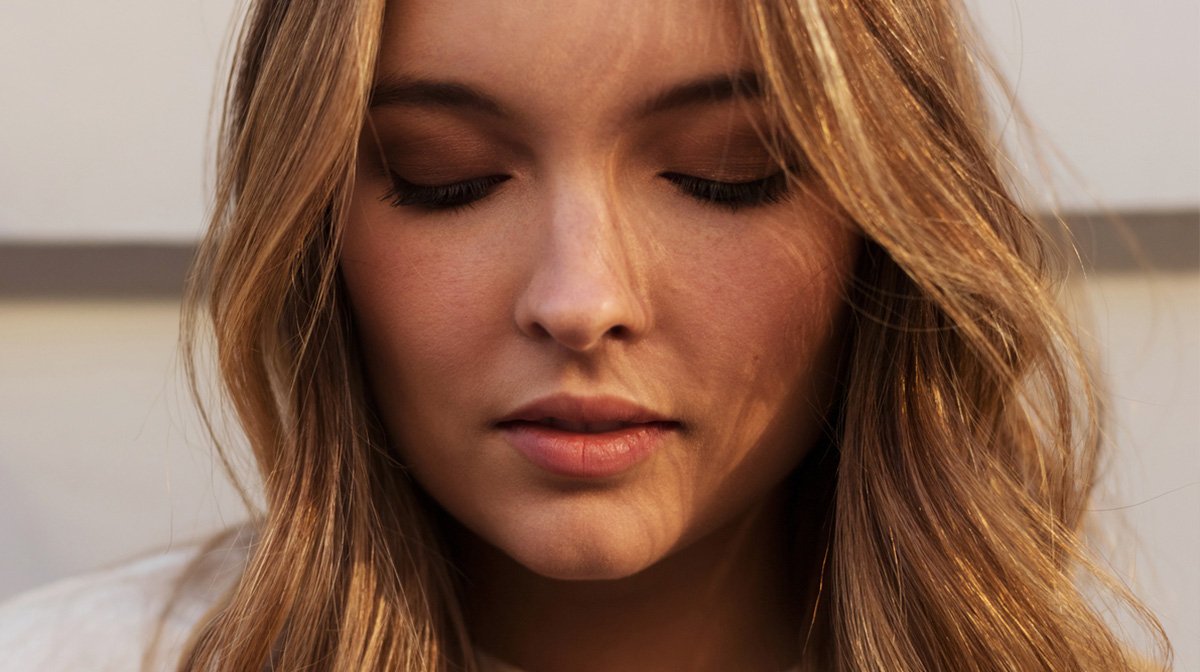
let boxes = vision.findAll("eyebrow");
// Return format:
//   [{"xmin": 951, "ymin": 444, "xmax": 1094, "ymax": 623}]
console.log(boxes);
[
  {"xmin": 369, "ymin": 78, "xmax": 508, "ymax": 116},
  {"xmin": 367, "ymin": 70, "xmax": 762, "ymax": 120},
  {"xmin": 636, "ymin": 70, "xmax": 761, "ymax": 117}
]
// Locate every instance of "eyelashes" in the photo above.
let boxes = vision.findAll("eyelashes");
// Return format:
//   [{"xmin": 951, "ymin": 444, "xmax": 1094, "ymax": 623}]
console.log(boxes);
[
  {"xmin": 659, "ymin": 171, "xmax": 791, "ymax": 210},
  {"xmin": 379, "ymin": 171, "xmax": 795, "ymax": 213},
  {"xmin": 381, "ymin": 174, "xmax": 511, "ymax": 210}
]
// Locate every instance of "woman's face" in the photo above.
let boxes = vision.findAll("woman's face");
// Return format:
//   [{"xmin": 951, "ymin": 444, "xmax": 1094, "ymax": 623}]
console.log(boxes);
[{"xmin": 342, "ymin": 0, "xmax": 858, "ymax": 580}]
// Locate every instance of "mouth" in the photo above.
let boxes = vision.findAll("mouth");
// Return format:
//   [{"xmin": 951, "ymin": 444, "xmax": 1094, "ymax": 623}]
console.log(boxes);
[
  {"xmin": 495, "ymin": 393, "xmax": 679, "ymax": 431},
  {"xmin": 495, "ymin": 395, "xmax": 681, "ymax": 478},
  {"xmin": 497, "ymin": 417, "xmax": 677, "ymax": 434}
]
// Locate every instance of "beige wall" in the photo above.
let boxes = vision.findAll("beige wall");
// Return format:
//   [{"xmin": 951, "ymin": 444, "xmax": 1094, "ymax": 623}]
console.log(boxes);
[
  {"xmin": 1, "ymin": 273, "xmax": 1196, "ymax": 666},
  {"xmin": 1077, "ymin": 274, "xmax": 1199, "ymax": 667},
  {"xmin": 0, "ymin": 300, "xmax": 247, "ymax": 595}
]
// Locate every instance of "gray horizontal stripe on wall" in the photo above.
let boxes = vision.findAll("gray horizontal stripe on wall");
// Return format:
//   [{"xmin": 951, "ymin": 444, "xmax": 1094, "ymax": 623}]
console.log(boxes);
[
  {"xmin": 0, "ymin": 210, "xmax": 1195, "ymax": 299},
  {"xmin": 1062, "ymin": 210, "xmax": 1198, "ymax": 274},
  {"xmin": 0, "ymin": 242, "xmax": 196, "ymax": 299}
]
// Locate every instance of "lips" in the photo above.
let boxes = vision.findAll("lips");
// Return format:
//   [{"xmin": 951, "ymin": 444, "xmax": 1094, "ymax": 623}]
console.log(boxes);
[
  {"xmin": 522, "ymin": 418, "xmax": 643, "ymax": 433},
  {"xmin": 495, "ymin": 395, "xmax": 680, "ymax": 478},
  {"xmin": 497, "ymin": 394, "xmax": 672, "ymax": 427}
]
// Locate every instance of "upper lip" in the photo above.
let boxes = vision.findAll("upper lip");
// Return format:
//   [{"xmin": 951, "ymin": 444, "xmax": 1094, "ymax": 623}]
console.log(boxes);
[{"xmin": 496, "ymin": 394, "xmax": 676, "ymax": 428}]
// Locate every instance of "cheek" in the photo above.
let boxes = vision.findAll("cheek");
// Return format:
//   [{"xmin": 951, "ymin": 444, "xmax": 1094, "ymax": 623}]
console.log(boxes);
[
  {"xmin": 662, "ymin": 207, "xmax": 856, "ymax": 482},
  {"xmin": 339, "ymin": 206, "xmax": 516, "ymax": 416},
  {"xmin": 343, "ymin": 252, "xmax": 474, "ymax": 380},
  {"xmin": 663, "ymin": 208, "xmax": 855, "ymax": 390}
]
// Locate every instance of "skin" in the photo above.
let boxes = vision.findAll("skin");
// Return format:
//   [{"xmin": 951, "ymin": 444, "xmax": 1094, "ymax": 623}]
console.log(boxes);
[{"xmin": 340, "ymin": 0, "xmax": 859, "ymax": 669}]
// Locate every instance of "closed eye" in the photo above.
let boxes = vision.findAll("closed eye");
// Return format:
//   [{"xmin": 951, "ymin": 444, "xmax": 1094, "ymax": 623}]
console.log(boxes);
[
  {"xmin": 660, "ymin": 171, "xmax": 792, "ymax": 211},
  {"xmin": 380, "ymin": 171, "xmax": 792, "ymax": 213},
  {"xmin": 381, "ymin": 174, "xmax": 511, "ymax": 211}
]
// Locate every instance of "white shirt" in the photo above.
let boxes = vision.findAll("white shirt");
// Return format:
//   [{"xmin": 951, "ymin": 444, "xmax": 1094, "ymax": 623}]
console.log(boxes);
[{"xmin": 0, "ymin": 537, "xmax": 246, "ymax": 672}]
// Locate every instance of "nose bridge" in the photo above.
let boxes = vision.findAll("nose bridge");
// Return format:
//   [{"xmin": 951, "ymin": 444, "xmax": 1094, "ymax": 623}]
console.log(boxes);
[
  {"xmin": 551, "ymin": 172, "xmax": 625, "ymax": 273},
  {"xmin": 514, "ymin": 167, "xmax": 648, "ymax": 351}
]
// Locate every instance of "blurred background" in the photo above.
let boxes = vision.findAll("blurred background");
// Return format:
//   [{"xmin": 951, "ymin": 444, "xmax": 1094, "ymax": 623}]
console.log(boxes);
[{"xmin": 1, "ymin": 0, "xmax": 1196, "ymax": 667}]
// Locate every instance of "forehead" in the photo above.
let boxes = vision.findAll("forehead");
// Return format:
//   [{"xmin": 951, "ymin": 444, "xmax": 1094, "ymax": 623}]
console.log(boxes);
[{"xmin": 377, "ymin": 0, "xmax": 748, "ymax": 122}]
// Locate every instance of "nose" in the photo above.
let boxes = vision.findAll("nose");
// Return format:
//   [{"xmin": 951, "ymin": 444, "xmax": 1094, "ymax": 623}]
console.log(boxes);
[{"xmin": 513, "ymin": 185, "xmax": 649, "ymax": 353}]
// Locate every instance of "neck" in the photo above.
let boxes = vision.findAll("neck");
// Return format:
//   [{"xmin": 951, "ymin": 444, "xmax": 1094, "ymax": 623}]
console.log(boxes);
[{"xmin": 448, "ymin": 483, "xmax": 826, "ymax": 672}]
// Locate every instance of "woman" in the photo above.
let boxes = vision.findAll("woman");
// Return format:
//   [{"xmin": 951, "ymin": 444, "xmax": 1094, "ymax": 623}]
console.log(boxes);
[{"xmin": 0, "ymin": 0, "xmax": 1171, "ymax": 670}]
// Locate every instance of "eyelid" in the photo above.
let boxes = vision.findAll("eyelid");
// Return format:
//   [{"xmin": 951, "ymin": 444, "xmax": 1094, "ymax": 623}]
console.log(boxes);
[
  {"xmin": 376, "ymin": 165, "xmax": 798, "ymax": 213},
  {"xmin": 659, "ymin": 170, "xmax": 793, "ymax": 211},
  {"xmin": 381, "ymin": 173, "xmax": 511, "ymax": 211},
  {"xmin": 657, "ymin": 157, "xmax": 781, "ymax": 184}
]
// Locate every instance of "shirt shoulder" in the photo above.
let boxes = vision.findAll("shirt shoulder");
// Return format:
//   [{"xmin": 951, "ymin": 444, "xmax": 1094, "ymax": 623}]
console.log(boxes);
[{"xmin": 0, "ymin": 529, "xmax": 250, "ymax": 672}]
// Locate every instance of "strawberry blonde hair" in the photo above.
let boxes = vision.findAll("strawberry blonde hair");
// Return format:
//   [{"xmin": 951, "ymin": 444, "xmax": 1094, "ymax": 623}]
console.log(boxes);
[{"xmin": 171, "ymin": 0, "xmax": 1170, "ymax": 669}]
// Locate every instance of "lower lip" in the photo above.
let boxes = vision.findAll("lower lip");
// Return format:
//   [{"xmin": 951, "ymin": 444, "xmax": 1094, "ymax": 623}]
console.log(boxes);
[{"xmin": 499, "ymin": 422, "xmax": 675, "ymax": 478}]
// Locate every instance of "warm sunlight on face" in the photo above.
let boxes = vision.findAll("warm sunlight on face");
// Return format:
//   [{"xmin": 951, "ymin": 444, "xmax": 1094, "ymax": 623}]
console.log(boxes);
[{"xmin": 341, "ymin": 0, "xmax": 859, "ymax": 580}]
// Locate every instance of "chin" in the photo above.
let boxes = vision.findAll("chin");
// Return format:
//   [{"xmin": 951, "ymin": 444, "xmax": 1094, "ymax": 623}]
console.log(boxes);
[
  {"xmin": 507, "ymin": 542, "xmax": 653, "ymax": 581},
  {"xmin": 497, "ymin": 511, "xmax": 667, "ymax": 581}
]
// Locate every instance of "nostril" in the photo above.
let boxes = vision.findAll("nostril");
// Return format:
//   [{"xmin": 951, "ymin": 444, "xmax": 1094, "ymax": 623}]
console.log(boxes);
[
  {"xmin": 607, "ymin": 324, "xmax": 633, "ymax": 341},
  {"xmin": 513, "ymin": 274, "xmax": 648, "ymax": 351},
  {"xmin": 522, "ymin": 312, "xmax": 632, "ymax": 351}
]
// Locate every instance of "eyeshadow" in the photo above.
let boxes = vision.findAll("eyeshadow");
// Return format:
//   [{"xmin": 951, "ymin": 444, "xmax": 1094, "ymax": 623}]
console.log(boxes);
[{"xmin": 362, "ymin": 120, "xmax": 506, "ymax": 183}]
